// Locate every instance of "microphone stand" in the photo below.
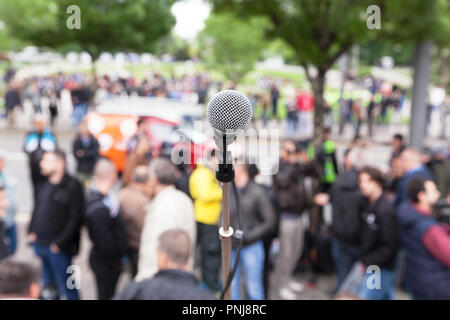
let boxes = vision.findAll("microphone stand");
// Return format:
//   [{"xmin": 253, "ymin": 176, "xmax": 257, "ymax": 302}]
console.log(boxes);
[{"xmin": 215, "ymin": 134, "xmax": 234, "ymax": 300}]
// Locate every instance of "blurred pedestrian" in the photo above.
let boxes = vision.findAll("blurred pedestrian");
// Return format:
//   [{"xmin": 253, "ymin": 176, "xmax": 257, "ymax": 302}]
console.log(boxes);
[
  {"xmin": 0, "ymin": 183, "xmax": 10, "ymax": 261},
  {"xmin": 122, "ymin": 136, "xmax": 151, "ymax": 186},
  {"xmin": 115, "ymin": 229, "xmax": 215, "ymax": 300},
  {"xmin": 4, "ymin": 80, "xmax": 21, "ymax": 128},
  {"xmin": 273, "ymin": 140, "xmax": 309, "ymax": 299},
  {"xmin": 0, "ymin": 257, "xmax": 41, "ymax": 300},
  {"xmin": 28, "ymin": 150, "xmax": 83, "ymax": 300},
  {"xmin": 23, "ymin": 114, "xmax": 57, "ymax": 200},
  {"xmin": 85, "ymin": 159, "xmax": 128, "ymax": 300},
  {"xmin": 118, "ymin": 165, "xmax": 150, "ymax": 278},
  {"xmin": 397, "ymin": 178, "xmax": 450, "ymax": 299},
  {"xmin": 73, "ymin": 120, "xmax": 100, "ymax": 190},
  {"xmin": 395, "ymin": 148, "xmax": 434, "ymax": 207},
  {"xmin": 230, "ymin": 161, "xmax": 276, "ymax": 300},
  {"xmin": 356, "ymin": 166, "xmax": 398, "ymax": 300},
  {"xmin": 189, "ymin": 151, "xmax": 222, "ymax": 292},
  {"xmin": 70, "ymin": 82, "xmax": 90, "ymax": 127},
  {"xmin": 136, "ymin": 158, "xmax": 196, "ymax": 281},
  {"xmin": 315, "ymin": 147, "xmax": 366, "ymax": 290},
  {"xmin": 0, "ymin": 149, "xmax": 17, "ymax": 254}
]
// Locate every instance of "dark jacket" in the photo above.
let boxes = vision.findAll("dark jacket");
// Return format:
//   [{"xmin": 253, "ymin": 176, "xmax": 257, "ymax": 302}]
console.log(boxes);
[
  {"xmin": 272, "ymin": 160, "xmax": 308, "ymax": 215},
  {"xmin": 28, "ymin": 174, "xmax": 84, "ymax": 256},
  {"xmin": 0, "ymin": 222, "xmax": 10, "ymax": 260},
  {"xmin": 230, "ymin": 180, "xmax": 276, "ymax": 246},
  {"xmin": 73, "ymin": 134, "xmax": 99, "ymax": 174},
  {"xmin": 359, "ymin": 194, "xmax": 397, "ymax": 270},
  {"xmin": 330, "ymin": 169, "xmax": 365, "ymax": 245},
  {"xmin": 397, "ymin": 202, "xmax": 450, "ymax": 299},
  {"xmin": 85, "ymin": 190, "xmax": 128, "ymax": 267},
  {"xmin": 114, "ymin": 269, "xmax": 215, "ymax": 300}
]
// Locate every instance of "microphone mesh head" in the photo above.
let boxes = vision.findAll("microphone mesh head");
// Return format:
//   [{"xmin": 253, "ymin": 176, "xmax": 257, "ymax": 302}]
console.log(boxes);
[{"xmin": 207, "ymin": 90, "xmax": 253, "ymax": 133}]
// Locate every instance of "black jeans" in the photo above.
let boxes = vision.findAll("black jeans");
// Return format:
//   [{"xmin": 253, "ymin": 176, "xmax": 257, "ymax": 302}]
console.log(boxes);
[
  {"xmin": 89, "ymin": 251, "xmax": 122, "ymax": 300},
  {"xmin": 197, "ymin": 222, "xmax": 221, "ymax": 292}
]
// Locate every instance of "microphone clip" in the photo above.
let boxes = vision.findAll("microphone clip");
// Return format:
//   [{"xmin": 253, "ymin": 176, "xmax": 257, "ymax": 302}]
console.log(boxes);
[{"xmin": 216, "ymin": 149, "xmax": 234, "ymax": 183}]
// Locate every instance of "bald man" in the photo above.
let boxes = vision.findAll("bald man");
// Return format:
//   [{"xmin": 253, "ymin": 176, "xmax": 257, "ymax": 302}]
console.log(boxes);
[
  {"xmin": 85, "ymin": 159, "xmax": 128, "ymax": 300},
  {"xmin": 395, "ymin": 148, "xmax": 434, "ymax": 207},
  {"xmin": 115, "ymin": 229, "xmax": 215, "ymax": 300}
]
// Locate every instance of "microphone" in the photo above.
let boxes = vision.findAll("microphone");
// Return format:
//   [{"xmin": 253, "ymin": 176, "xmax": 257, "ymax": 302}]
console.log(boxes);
[
  {"xmin": 207, "ymin": 90, "xmax": 252, "ymax": 182},
  {"xmin": 206, "ymin": 89, "xmax": 252, "ymax": 300}
]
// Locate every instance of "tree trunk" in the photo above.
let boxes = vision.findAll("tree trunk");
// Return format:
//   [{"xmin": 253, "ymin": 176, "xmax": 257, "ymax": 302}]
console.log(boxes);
[{"xmin": 311, "ymin": 69, "xmax": 326, "ymax": 146}]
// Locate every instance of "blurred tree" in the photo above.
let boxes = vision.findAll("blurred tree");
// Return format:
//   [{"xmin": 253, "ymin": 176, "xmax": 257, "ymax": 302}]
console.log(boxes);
[
  {"xmin": 197, "ymin": 13, "xmax": 270, "ymax": 83},
  {"xmin": 209, "ymin": 0, "xmax": 437, "ymax": 144},
  {"xmin": 0, "ymin": 0, "xmax": 177, "ymax": 73},
  {"xmin": 155, "ymin": 33, "xmax": 190, "ymax": 61}
]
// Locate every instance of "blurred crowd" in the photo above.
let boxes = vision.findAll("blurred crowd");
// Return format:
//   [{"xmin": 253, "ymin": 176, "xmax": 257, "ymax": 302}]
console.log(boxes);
[
  {"xmin": 5, "ymin": 67, "xmax": 449, "ymax": 142},
  {"xmin": 0, "ymin": 105, "xmax": 449, "ymax": 300}
]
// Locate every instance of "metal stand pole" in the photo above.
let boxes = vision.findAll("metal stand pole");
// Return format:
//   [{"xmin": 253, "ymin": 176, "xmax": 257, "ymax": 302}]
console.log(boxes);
[{"xmin": 219, "ymin": 182, "xmax": 233, "ymax": 300}]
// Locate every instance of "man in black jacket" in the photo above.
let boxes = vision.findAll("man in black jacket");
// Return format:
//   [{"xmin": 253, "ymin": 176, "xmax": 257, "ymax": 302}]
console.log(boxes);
[
  {"xmin": 314, "ymin": 147, "xmax": 366, "ymax": 290},
  {"xmin": 85, "ymin": 158, "xmax": 128, "ymax": 300},
  {"xmin": 273, "ymin": 140, "xmax": 309, "ymax": 299},
  {"xmin": 73, "ymin": 120, "xmax": 99, "ymax": 190},
  {"xmin": 114, "ymin": 229, "xmax": 214, "ymax": 300},
  {"xmin": 356, "ymin": 166, "xmax": 397, "ymax": 300},
  {"xmin": 28, "ymin": 149, "xmax": 83, "ymax": 300},
  {"xmin": 230, "ymin": 162, "xmax": 276, "ymax": 300}
]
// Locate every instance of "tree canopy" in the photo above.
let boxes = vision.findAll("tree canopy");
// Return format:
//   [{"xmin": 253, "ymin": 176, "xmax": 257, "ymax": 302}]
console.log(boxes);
[
  {"xmin": 0, "ymin": 0, "xmax": 177, "ymax": 60},
  {"xmin": 197, "ymin": 13, "xmax": 270, "ymax": 83}
]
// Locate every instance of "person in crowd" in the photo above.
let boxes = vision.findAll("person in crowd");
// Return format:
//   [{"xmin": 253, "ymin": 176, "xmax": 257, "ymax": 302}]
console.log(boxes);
[
  {"xmin": 310, "ymin": 127, "xmax": 339, "ymax": 193},
  {"xmin": 0, "ymin": 183, "xmax": 10, "ymax": 261},
  {"xmin": 285, "ymin": 97, "xmax": 299, "ymax": 136},
  {"xmin": 390, "ymin": 134, "xmax": 405, "ymax": 165},
  {"xmin": 230, "ymin": 161, "xmax": 276, "ymax": 300},
  {"xmin": 4, "ymin": 80, "xmax": 21, "ymax": 128},
  {"xmin": 270, "ymin": 84, "xmax": 280, "ymax": 119},
  {"xmin": 397, "ymin": 178, "xmax": 450, "ymax": 299},
  {"xmin": 122, "ymin": 135, "xmax": 151, "ymax": 186},
  {"xmin": 315, "ymin": 147, "xmax": 366, "ymax": 290},
  {"xmin": 115, "ymin": 229, "xmax": 215, "ymax": 300},
  {"xmin": 23, "ymin": 114, "xmax": 57, "ymax": 200},
  {"xmin": 127, "ymin": 118, "xmax": 148, "ymax": 154},
  {"xmin": 0, "ymin": 257, "xmax": 41, "ymax": 300},
  {"xmin": 28, "ymin": 149, "xmax": 83, "ymax": 300},
  {"xmin": 70, "ymin": 81, "xmax": 91, "ymax": 127},
  {"xmin": 25, "ymin": 81, "xmax": 42, "ymax": 114},
  {"xmin": 188, "ymin": 150, "xmax": 222, "ymax": 292},
  {"xmin": 356, "ymin": 166, "xmax": 398, "ymax": 300},
  {"xmin": 85, "ymin": 159, "xmax": 128, "ymax": 300},
  {"xmin": 395, "ymin": 148, "xmax": 434, "ymax": 207},
  {"xmin": 73, "ymin": 120, "xmax": 100, "ymax": 190},
  {"xmin": 136, "ymin": 158, "xmax": 196, "ymax": 282},
  {"xmin": 424, "ymin": 148, "xmax": 450, "ymax": 200},
  {"xmin": 273, "ymin": 139, "xmax": 309, "ymax": 300},
  {"xmin": 118, "ymin": 165, "xmax": 150, "ymax": 278},
  {"xmin": 0, "ymin": 150, "xmax": 17, "ymax": 255},
  {"xmin": 48, "ymin": 88, "xmax": 59, "ymax": 128},
  {"xmin": 297, "ymin": 89, "xmax": 314, "ymax": 136}
]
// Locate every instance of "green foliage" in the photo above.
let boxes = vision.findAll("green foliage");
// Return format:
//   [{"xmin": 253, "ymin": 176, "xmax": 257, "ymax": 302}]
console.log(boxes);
[
  {"xmin": 155, "ymin": 33, "xmax": 191, "ymax": 61},
  {"xmin": 198, "ymin": 13, "xmax": 271, "ymax": 83},
  {"xmin": 0, "ymin": 0, "xmax": 177, "ymax": 60}
]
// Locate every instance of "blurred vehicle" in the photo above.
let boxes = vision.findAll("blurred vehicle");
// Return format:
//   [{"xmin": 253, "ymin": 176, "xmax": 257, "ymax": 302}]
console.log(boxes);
[{"xmin": 85, "ymin": 96, "xmax": 212, "ymax": 172}]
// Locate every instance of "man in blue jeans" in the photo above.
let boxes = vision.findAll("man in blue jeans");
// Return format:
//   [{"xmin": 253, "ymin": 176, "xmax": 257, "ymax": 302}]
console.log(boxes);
[
  {"xmin": 230, "ymin": 162, "xmax": 276, "ymax": 300},
  {"xmin": 28, "ymin": 150, "xmax": 84, "ymax": 300}
]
